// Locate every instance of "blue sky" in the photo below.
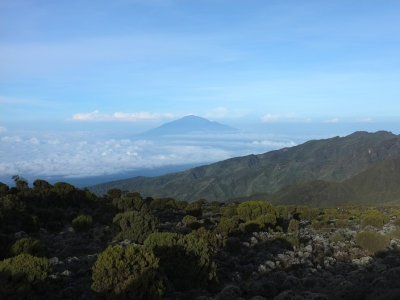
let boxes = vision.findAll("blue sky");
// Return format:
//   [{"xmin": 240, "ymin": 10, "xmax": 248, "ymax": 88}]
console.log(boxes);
[{"xmin": 1, "ymin": 0, "xmax": 400, "ymax": 183}]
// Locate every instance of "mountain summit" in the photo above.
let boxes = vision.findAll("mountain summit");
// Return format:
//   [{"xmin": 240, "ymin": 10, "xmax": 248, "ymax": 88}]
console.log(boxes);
[{"xmin": 140, "ymin": 115, "xmax": 238, "ymax": 137}]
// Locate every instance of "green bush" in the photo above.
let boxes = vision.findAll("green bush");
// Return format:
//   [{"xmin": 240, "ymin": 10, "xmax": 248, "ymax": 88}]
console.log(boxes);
[
  {"xmin": 329, "ymin": 233, "xmax": 346, "ymax": 243},
  {"xmin": 181, "ymin": 215, "xmax": 199, "ymax": 229},
  {"xmin": 216, "ymin": 216, "xmax": 240, "ymax": 236},
  {"xmin": 311, "ymin": 219, "xmax": 328, "ymax": 230},
  {"xmin": 144, "ymin": 232, "xmax": 217, "ymax": 291},
  {"xmin": 113, "ymin": 193, "xmax": 146, "ymax": 212},
  {"xmin": 0, "ymin": 254, "xmax": 50, "ymax": 298},
  {"xmin": 91, "ymin": 245, "xmax": 165, "ymax": 299},
  {"xmin": 10, "ymin": 237, "xmax": 47, "ymax": 257},
  {"xmin": 355, "ymin": 231, "xmax": 390, "ymax": 254},
  {"xmin": 240, "ymin": 220, "xmax": 261, "ymax": 234},
  {"xmin": 361, "ymin": 210, "xmax": 388, "ymax": 229},
  {"xmin": 287, "ymin": 219, "xmax": 299, "ymax": 233},
  {"xmin": 255, "ymin": 213, "xmax": 277, "ymax": 229},
  {"xmin": 221, "ymin": 204, "xmax": 237, "ymax": 217},
  {"xmin": 190, "ymin": 227, "xmax": 220, "ymax": 250},
  {"xmin": 390, "ymin": 227, "xmax": 400, "ymax": 239},
  {"xmin": 150, "ymin": 198, "xmax": 177, "ymax": 210},
  {"xmin": 113, "ymin": 210, "xmax": 158, "ymax": 243},
  {"xmin": 185, "ymin": 202, "xmax": 202, "ymax": 217},
  {"xmin": 71, "ymin": 214, "xmax": 93, "ymax": 232},
  {"xmin": 335, "ymin": 219, "xmax": 348, "ymax": 228},
  {"xmin": 297, "ymin": 206, "xmax": 321, "ymax": 221},
  {"xmin": 237, "ymin": 201, "xmax": 273, "ymax": 221}
]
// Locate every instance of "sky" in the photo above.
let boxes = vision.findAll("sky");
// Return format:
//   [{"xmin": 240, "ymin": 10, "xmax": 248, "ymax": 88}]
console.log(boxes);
[{"xmin": 1, "ymin": 0, "xmax": 400, "ymax": 185}]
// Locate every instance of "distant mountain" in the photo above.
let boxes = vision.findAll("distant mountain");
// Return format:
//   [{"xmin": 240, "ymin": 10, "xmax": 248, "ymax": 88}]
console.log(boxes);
[
  {"xmin": 139, "ymin": 115, "xmax": 238, "ymax": 137},
  {"xmin": 89, "ymin": 131, "xmax": 400, "ymax": 202}
]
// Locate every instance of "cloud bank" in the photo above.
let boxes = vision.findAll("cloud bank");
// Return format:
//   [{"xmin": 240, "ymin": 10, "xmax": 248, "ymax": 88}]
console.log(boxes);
[
  {"xmin": 0, "ymin": 130, "xmax": 296, "ymax": 183},
  {"xmin": 71, "ymin": 110, "xmax": 175, "ymax": 122}
]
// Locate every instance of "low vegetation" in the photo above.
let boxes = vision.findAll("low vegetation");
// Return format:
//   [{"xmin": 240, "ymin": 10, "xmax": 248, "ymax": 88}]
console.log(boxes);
[{"xmin": 2, "ymin": 176, "xmax": 400, "ymax": 299}]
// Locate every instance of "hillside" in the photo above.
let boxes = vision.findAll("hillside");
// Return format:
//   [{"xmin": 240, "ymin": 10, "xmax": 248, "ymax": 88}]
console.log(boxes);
[{"xmin": 89, "ymin": 131, "xmax": 400, "ymax": 201}]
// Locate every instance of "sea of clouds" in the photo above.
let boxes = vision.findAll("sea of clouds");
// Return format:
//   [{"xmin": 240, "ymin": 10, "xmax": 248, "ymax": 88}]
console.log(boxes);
[{"xmin": 0, "ymin": 128, "xmax": 297, "ymax": 186}]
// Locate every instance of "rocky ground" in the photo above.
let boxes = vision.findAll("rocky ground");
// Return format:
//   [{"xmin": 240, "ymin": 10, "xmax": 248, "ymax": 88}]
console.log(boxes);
[{"xmin": 26, "ymin": 210, "xmax": 400, "ymax": 300}]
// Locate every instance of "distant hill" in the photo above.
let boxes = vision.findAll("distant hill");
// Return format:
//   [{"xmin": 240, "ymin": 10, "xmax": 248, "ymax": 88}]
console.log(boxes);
[
  {"xmin": 89, "ymin": 131, "xmax": 400, "ymax": 202},
  {"xmin": 139, "ymin": 115, "xmax": 238, "ymax": 137}
]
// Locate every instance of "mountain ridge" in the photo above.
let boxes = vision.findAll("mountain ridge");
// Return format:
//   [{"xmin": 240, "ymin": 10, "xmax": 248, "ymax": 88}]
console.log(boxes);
[{"xmin": 89, "ymin": 130, "xmax": 400, "ymax": 202}]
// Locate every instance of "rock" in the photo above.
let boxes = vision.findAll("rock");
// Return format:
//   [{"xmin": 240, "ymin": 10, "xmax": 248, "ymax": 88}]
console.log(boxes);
[
  {"xmin": 251, "ymin": 296, "xmax": 266, "ymax": 300},
  {"xmin": 265, "ymin": 260, "xmax": 276, "ymax": 269},
  {"xmin": 352, "ymin": 256, "xmax": 372, "ymax": 267},
  {"xmin": 304, "ymin": 245, "xmax": 313, "ymax": 252},
  {"xmin": 216, "ymin": 285, "xmax": 242, "ymax": 300},
  {"xmin": 274, "ymin": 290, "xmax": 300, "ymax": 300},
  {"xmin": 66, "ymin": 256, "xmax": 79, "ymax": 264},
  {"xmin": 14, "ymin": 231, "xmax": 28, "ymax": 239},
  {"xmin": 49, "ymin": 257, "xmax": 60, "ymax": 265},
  {"xmin": 61, "ymin": 270, "xmax": 72, "ymax": 276},
  {"xmin": 250, "ymin": 236, "xmax": 258, "ymax": 245},
  {"xmin": 258, "ymin": 264, "xmax": 268, "ymax": 274},
  {"xmin": 282, "ymin": 275, "xmax": 302, "ymax": 290},
  {"xmin": 372, "ymin": 262, "xmax": 387, "ymax": 273}
]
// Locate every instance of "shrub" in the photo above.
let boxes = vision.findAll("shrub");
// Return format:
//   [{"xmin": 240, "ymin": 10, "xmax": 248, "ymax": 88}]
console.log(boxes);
[
  {"xmin": 181, "ymin": 215, "xmax": 199, "ymax": 229},
  {"xmin": 150, "ymin": 198, "xmax": 177, "ymax": 211},
  {"xmin": 113, "ymin": 193, "xmax": 146, "ymax": 212},
  {"xmin": 390, "ymin": 227, "xmax": 400, "ymax": 239},
  {"xmin": 335, "ymin": 219, "xmax": 348, "ymax": 228},
  {"xmin": 190, "ymin": 227, "xmax": 219, "ymax": 250},
  {"xmin": 361, "ymin": 210, "xmax": 388, "ymax": 229},
  {"xmin": 71, "ymin": 214, "xmax": 93, "ymax": 232},
  {"xmin": 91, "ymin": 245, "xmax": 165, "ymax": 299},
  {"xmin": 329, "ymin": 233, "xmax": 346, "ymax": 243},
  {"xmin": 274, "ymin": 234, "xmax": 300, "ymax": 250},
  {"xmin": 217, "ymin": 216, "xmax": 240, "ymax": 236},
  {"xmin": 297, "ymin": 206, "xmax": 321, "ymax": 221},
  {"xmin": 0, "ymin": 254, "xmax": 50, "ymax": 298},
  {"xmin": 237, "ymin": 201, "xmax": 273, "ymax": 221},
  {"xmin": 113, "ymin": 210, "xmax": 158, "ymax": 243},
  {"xmin": 287, "ymin": 219, "xmax": 299, "ymax": 233},
  {"xmin": 355, "ymin": 231, "xmax": 390, "ymax": 254},
  {"xmin": 106, "ymin": 188, "xmax": 122, "ymax": 200},
  {"xmin": 311, "ymin": 219, "xmax": 328, "ymax": 230},
  {"xmin": 240, "ymin": 220, "xmax": 261, "ymax": 234},
  {"xmin": 221, "ymin": 204, "xmax": 237, "ymax": 217},
  {"xmin": 185, "ymin": 202, "xmax": 202, "ymax": 217},
  {"xmin": 10, "ymin": 237, "xmax": 47, "ymax": 257},
  {"xmin": 255, "ymin": 213, "xmax": 277, "ymax": 229},
  {"xmin": 144, "ymin": 232, "xmax": 217, "ymax": 291}
]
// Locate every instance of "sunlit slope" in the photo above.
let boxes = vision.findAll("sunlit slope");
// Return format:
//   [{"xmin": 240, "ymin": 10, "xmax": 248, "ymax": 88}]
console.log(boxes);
[{"xmin": 90, "ymin": 131, "xmax": 400, "ymax": 202}]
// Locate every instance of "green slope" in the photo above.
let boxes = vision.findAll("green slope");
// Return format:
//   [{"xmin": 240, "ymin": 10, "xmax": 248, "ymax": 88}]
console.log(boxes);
[
  {"xmin": 249, "ymin": 157, "xmax": 400, "ymax": 207},
  {"xmin": 89, "ymin": 131, "xmax": 400, "ymax": 202}
]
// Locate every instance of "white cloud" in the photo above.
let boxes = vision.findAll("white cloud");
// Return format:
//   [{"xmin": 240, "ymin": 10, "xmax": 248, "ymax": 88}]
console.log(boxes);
[
  {"xmin": 2, "ymin": 136, "xmax": 22, "ymax": 142},
  {"xmin": 0, "ymin": 126, "xmax": 7, "ymax": 133},
  {"xmin": 325, "ymin": 118, "xmax": 340, "ymax": 123},
  {"xmin": 29, "ymin": 137, "xmax": 40, "ymax": 145},
  {"xmin": 357, "ymin": 117, "xmax": 373, "ymax": 123},
  {"xmin": 0, "ymin": 129, "xmax": 294, "ymax": 181},
  {"xmin": 261, "ymin": 114, "xmax": 280, "ymax": 123},
  {"xmin": 71, "ymin": 110, "xmax": 174, "ymax": 122},
  {"xmin": 261, "ymin": 113, "xmax": 297, "ymax": 123},
  {"xmin": 72, "ymin": 110, "xmax": 101, "ymax": 121}
]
